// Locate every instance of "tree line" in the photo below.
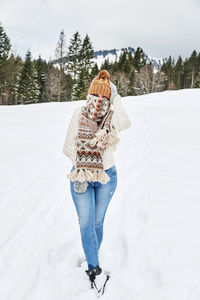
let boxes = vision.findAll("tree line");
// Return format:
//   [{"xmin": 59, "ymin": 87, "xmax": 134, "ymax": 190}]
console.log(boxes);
[{"xmin": 0, "ymin": 22, "xmax": 200, "ymax": 105}]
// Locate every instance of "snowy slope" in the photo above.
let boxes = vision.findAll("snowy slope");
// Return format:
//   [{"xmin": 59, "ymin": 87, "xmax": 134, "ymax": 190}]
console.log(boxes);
[
  {"xmin": 92, "ymin": 47, "xmax": 165, "ymax": 69},
  {"xmin": 0, "ymin": 89, "xmax": 200, "ymax": 300},
  {"xmin": 53, "ymin": 47, "xmax": 166, "ymax": 70}
]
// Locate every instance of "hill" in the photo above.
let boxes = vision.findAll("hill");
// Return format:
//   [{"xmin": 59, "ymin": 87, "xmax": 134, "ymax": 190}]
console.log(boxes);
[{"xmin": 52, "ymin": 46, "xmax": 166, "ymax": 69}]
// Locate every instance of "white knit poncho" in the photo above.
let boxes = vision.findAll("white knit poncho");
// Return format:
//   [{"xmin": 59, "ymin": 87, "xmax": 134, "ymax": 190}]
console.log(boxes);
[{"xmin": 63, "ymin": 88, "xmax": 131, "ymax": 170}]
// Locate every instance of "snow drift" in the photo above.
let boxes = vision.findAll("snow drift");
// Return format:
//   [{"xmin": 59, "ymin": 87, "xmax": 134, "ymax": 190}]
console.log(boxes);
[{"xmin": 0, "ymin": 89, "xmax": 200, "ymax": 300}]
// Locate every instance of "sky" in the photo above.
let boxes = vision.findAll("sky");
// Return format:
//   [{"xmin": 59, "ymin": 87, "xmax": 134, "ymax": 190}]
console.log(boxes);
[{"xmin": 0, "ymin": 0, "xmax": 200, "ymax": 61}]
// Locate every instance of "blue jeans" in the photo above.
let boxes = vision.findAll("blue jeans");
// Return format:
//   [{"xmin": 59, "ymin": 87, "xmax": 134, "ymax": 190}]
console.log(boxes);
[{"xmin": 70, "ymin": 165, "xmax": 117, "ymax": 270}]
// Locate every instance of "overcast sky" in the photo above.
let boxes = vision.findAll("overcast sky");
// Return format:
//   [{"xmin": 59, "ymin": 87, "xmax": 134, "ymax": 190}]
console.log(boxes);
[{"xmin": 0, "ymin": 0, "xmax": 200, "ymax": 61}]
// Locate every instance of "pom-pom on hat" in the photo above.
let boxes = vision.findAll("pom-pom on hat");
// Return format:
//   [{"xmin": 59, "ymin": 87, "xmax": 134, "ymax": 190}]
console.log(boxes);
[{"xmin": 88, "ymin": 70, "xmax": 111, "ymax": 99}]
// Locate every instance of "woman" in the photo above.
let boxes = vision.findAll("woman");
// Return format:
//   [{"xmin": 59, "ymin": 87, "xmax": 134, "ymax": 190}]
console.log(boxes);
[{"xmin": 63, "ymin": 70, "xmax": 131, "ymax": 295}]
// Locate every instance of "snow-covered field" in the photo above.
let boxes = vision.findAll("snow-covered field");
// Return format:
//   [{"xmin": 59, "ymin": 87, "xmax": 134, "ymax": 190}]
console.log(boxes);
[{"xmin": 0, "ymin": 89, "xmax": 200, "ymax": 300}]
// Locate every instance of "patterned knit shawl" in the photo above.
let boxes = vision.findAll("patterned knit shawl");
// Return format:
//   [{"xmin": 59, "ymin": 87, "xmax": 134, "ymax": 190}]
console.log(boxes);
[{"xmin": 67, "ymin": 94, "xmax": 119, "ymax": 184}]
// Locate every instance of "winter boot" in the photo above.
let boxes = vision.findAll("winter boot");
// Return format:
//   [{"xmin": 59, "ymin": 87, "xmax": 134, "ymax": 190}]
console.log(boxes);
[{"xmin": 85, "ymin": 265, "xmax": 110, "ymax": 296}]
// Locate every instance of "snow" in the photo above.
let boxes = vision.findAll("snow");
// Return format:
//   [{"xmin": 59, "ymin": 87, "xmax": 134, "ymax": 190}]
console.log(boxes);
[
  {"xmin": 92, "ymin": 50, "xmax": 123, "ymax": 68},
  {"xmin": 0, "ymin": 89, "xmax": 200, "ymax": 299}
]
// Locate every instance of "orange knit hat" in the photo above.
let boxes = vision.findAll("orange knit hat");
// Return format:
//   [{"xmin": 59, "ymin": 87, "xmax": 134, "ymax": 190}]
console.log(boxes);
[{"xmin": 88, "ymin": 70, "xmax": 111, "ymax": 99}]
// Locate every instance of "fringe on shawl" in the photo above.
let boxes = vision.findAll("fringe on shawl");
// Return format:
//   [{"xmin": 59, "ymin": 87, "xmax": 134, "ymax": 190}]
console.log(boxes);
[
  {"xmin": 67, "ymin": 168, "xmax": 110, "ymax": 184},
  {"xmin": 89, "ymin": 128, "xmax": 120, "ymax": 150}
]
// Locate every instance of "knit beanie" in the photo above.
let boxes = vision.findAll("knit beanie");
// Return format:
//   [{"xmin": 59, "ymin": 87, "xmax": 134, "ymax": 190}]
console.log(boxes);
[{"xmin": 88, "ymin": 70, "xmax": 111, "ymax": 99}]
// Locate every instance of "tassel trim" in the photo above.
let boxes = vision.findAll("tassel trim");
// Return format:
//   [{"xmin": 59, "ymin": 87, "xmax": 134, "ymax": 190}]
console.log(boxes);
[
  {"xmin": 89, "ymin": 128, "xmax": 120, "ymax": 150},
  {"xmin": 67, "ymin": 168, "xmax": 110, "ymax": 184}
]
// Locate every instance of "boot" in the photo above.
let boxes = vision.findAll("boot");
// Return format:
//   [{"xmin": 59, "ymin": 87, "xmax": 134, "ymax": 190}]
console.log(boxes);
[{"xmin": 85, "ymin": 265, "xmax": 110, "ymax": 295}]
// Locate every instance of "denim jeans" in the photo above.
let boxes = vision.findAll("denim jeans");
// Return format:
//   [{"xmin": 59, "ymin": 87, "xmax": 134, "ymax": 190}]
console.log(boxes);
[{"xmin": 70, "ymin": 165, "xmax": 117, "ymax": 270}]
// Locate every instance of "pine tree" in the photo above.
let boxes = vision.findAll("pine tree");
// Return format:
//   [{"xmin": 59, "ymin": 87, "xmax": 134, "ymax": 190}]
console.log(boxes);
[
  {"xmin": 194, "ymin": 51, "xmax": 200, "ymax": 88},
  {"xmin": 122, "ymin": 60, "xmax": 131, "ymax": 74},
  {"xmin": 161, "ymin": 55, "xmax": 174, "ymax": 89},
  {"xmin": 118, "ymin": 50, "xmax": 127, "ymax": 70},
  {"xmin": 127, "ymin": 50, "xmax": 134, "ymax": 66},
  {"xmin": 34, "ymin": 55, "xmax": 47, "ymax": 102},
  {"xmin": 197, "ymin": 52, "xmax": 200, "ymax": 74},
  {"xmin": 7, "ymin": 54, "xmax": 22, "ymax": 105},
  {"xmin": 71, "ymin": 34, "xmax": 94, "ymax": 100},
  {"xmin": 17, "ymin": 50, "xmax": 39, "ymax": 104},
  {"xmin": 90, "ymin": 63, "xmax": 99, "ymax": 80},
  {"xmin": 73, "ymin": 68, "xmax": 87, "ymax": 100},
  {"xmin": 182, "ymin": 51, "xmax": 198, "ymax": 89},
  {"xmin": 100, "ymin": 58, "xmax": 111, "ymax": 71},
  {"xmin": 0, "ymin": 23, "xmax": 11, "ymax": 104},
  {"xmin": 127, "ymin": 67, "xmax": 136, "ymax": 95},
  {"xmin": 194, "ymin": 73, "xmax": 200, "ymax": 88},
  {"xmin": 112, "ymin": 60, "xmax": 118, "ymax": 72},
  {"xmin": 188, "ymin": 50, "xmax": 198, "ymax": 88},
  {"xmin": 114, "ymin": 73, "xmax": 122, "ymax": 95},
  {"xmin": 182, "ymin": 58, "xmax": 190, "ymax": 88},
  {"xmin": 62, "ymin": 72, "xmax": 73, "ymax": 101},
  {"xmin": 173, "ymin": 56, "xmax": 183, "ymax": 89},
  {"xmin": 115, "ymin": 49, "xmax": 133, "ymax": 75},
  {"xmin": 67, "ymin": 31, "xmax": 82, "ymax": 80},
  {"xmin": 133, "ymin": 47, "xmax": 146, "ymax": 72},
  {"xmin": 80, "ymin": 34, "xmax": 94, "ymax": 80}
]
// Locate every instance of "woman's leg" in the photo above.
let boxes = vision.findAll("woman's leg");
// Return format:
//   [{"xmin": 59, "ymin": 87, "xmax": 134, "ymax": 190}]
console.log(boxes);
[
  {"xmin": 94, "ymin": 165, "xmax": 117, "ymax": 249},
  {"xmin": 70, "ymin": 178, "xmax": 99, "ymax": 270}
]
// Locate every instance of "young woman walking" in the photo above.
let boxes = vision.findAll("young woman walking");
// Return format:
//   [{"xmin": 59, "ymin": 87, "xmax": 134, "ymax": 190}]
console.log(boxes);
[{"xmin": 63, "ymin": 70, "xmax": 131, "ymax": 295}]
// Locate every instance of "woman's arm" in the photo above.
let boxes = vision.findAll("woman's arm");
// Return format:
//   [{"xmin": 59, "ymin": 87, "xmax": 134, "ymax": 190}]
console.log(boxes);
[
  {"xmin": 111, "ymin": 94, "xmax": 131, "ymax": 133},
  {"xmin": 62, "ymin": 107, "xmax": 81, "ymax": 161}
]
